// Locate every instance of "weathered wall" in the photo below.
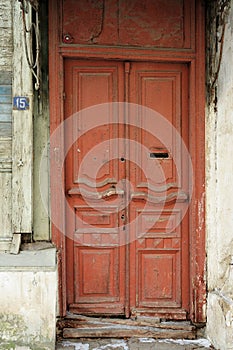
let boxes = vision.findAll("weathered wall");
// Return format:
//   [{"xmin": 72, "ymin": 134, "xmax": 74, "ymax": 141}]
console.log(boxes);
[
  {"xmin": 0, "ymin": 0, "xmax": 13, "ymax": 248},
  {"xmin": 0, "ymin": 249, "xmax": 57, "ymax": 349},
  {"xmin": 0, "ymin": 0, "xmax": 50, "ymax": 243},
  {"xmin": 0, "ymin": 2, "xmax": 55, "ymax": 348},
  {"xmin": 12, "ymin": 1, "xmax": 33, "ymax": 235},
  {"xmin": 33, "ymin": 0, "xmax": 50, "ymax": 240},
  {"xmin": 206, "ymin": 0, "xmax": 233, "ymax": 349}
]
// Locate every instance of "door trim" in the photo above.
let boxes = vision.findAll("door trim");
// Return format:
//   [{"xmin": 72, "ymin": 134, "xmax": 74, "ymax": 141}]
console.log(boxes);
[{"xmin": 48, "ymin": 0, "xmax": 206, "ymax": 322}]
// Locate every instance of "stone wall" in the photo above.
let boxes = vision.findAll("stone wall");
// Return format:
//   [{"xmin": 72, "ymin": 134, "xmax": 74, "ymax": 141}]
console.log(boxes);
[{"xmin": 206, "ymin": 0, "xmax": 233, "ymax": 349}]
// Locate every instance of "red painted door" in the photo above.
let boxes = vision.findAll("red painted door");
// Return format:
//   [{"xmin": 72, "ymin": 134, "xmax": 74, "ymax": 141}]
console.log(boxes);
[
  {"xmin": 64, "ymin": 59, "xmax": 190, "ymax": 319},
  {"xmin": 65, "ymin": 60, "xmax": 126, "ymax": 315},
  {"xmin": 128, "ymin": 62, "xmax": 190, "ymax": 319}
]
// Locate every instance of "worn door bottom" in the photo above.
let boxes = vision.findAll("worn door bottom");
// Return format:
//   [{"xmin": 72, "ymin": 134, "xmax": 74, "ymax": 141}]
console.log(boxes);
[{"xmin": 57, "ymin": 314, "xmax": 197, "ymax": 340}]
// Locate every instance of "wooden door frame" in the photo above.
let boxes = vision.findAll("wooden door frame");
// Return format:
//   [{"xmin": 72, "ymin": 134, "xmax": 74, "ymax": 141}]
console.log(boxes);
[{"xmin": 48, "ymin": 0, "xmax": 206, "ymax": 323}]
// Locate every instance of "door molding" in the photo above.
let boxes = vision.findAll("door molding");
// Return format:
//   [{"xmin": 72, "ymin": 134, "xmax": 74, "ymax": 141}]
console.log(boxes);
[{"xmin": 48, "ymin": 0, "xmax": 205, "ymax": 322}]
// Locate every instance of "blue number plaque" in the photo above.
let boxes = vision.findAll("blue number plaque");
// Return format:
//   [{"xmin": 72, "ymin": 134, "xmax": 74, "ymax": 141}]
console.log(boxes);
[{"xmin": 13, "ymin": 97, "xmax": 29, "ymax": 110}]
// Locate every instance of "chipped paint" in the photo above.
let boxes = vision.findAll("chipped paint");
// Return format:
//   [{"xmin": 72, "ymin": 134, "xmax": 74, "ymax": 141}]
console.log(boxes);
[
  {"xmin": 197, "ymin": 192, "xmax": 205, "ymax": 233},
  {"xmin": 206, "ymin": 1, "xmax": 233, "ymax": 349}
]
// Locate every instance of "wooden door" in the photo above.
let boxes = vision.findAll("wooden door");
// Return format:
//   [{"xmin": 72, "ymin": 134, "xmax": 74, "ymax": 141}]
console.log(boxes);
[
  {"xmin": 64, "ymin": 59, "xmax": 190, "ymax": 319},
  {"xmin": 65, "ymin": 60, "xmax": 126, "ymax": 315},
  {"xmin": 128, "ymin": 62, "xmax": 190, "ymax": 319}
]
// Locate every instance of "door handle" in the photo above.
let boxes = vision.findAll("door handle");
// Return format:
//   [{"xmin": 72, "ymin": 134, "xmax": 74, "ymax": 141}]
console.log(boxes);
[
  {"xmin": 100, "ymin": 188, "xmax": 125, "ymax": 199},
  {"xmin": 67, "ymin": 187, "xmax": 124, "ymax": 199}
]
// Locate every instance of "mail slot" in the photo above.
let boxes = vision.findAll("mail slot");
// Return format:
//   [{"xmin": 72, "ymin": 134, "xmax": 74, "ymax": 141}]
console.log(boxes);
[{"xmin": 150, "ymin": 151, "xmax": 169, "ymax": 159}]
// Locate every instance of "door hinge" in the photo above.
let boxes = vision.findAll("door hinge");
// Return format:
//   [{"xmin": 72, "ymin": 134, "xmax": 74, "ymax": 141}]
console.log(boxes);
[{"xmin": 63, "ymin": 92, "xmax": 66, "ymax": 100}]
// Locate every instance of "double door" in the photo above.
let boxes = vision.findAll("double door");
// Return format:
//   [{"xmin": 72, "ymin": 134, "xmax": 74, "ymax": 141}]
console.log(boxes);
[{"xmin": 64, "ymin": 59, "xmax": 190, "ymax": 319}]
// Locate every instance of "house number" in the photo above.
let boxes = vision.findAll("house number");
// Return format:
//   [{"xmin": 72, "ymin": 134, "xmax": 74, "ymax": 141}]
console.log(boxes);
[{"xmin": 13, "ymin": 97, "xmax": 29, "ymax": 110}]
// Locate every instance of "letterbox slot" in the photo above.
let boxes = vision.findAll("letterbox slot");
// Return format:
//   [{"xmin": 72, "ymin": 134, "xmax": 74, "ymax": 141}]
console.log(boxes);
[{"xmin": 150, "ymin": 152, "xmax": 169, "ymax": 159}]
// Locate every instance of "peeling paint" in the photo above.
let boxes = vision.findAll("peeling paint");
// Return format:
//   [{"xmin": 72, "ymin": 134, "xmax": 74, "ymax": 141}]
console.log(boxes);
[
  {"xmin": 197, "ymin": 192, "xmax": 205, "ymax": 233},
  {"xmin": 206, "ymin": 1, "xmax": 233, "ymax": 349},
  {"xmin": 226, "ymin": 310, "xmax": 233, "ymax": 327}
]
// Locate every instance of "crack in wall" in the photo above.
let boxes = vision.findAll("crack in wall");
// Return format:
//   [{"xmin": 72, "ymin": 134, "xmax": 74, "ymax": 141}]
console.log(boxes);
[{"xmin": 89, "ymin": 0, "xmax": 105, "ymax": 43}]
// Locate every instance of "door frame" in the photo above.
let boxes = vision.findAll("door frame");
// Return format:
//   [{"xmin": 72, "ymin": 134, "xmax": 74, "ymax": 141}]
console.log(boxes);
[{"xmin": 48, "ymin": 0, "xmax": 206, "ymax": 323}]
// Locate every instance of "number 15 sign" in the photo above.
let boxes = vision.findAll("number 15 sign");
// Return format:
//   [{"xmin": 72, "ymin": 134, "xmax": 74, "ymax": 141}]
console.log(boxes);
[{"xmin": 13, "ymin": 97, "xmax": 29, "ymax": 110}]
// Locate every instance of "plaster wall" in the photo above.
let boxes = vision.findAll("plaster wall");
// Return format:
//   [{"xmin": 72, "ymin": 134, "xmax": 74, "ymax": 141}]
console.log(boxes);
[
  {"xmin": 0, "ymin": 249, "xmax": 57, "ymax": 350},
  {"xmin": 206, "ymin": 1, "xmax": 233, "ymax": 348}
]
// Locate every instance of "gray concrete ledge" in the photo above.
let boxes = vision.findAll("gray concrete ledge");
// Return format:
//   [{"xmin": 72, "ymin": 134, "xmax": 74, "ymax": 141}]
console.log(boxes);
[{"xmin": 0, "ymin": 248, "xmax": 57, "ymax": 271}]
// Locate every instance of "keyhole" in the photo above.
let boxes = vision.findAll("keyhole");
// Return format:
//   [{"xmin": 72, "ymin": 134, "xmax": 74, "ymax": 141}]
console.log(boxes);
[
  {"xmin": 120, "ymin": 157, "xmax": 125, "ymax": 162},
  {"xmin": 121, "ymin": 214, "xmax": 125, "ymax": 220}
]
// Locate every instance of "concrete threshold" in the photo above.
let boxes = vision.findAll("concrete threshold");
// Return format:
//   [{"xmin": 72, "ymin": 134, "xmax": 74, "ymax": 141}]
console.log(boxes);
[{"xmin": 56, "ymin": 338, "xmax": 214, "ymax": 350}]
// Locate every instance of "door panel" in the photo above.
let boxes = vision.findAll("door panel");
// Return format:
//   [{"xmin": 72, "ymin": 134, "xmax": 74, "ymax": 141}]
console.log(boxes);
[
  {"xmin": 129, "ymin": 63, "xmax": 185, "ymax": 188},
  {"xmin": 75, "ymin": 247, "xmax": 120, "ymax": 300},
  {"xmin": 138, "ymin": 250, "xmax": 180, "ymax": 306},
  {"xmin": 128, "ymin": 63, "xmax": 189, "ymax": 317},
  {"xmin": 68, "ymin": 62, "xmax": 123, "ymax": 184},
  {"xmin": 61, "ymin": 0, "xmax": 194, "ymax": 49},
  {"xmin": 65, "ymin": 59, "xmax": 190, "ymax": 318},
  {"xmin": 65, "ymin": 60, "xmax": 126, "ymax": 315}
]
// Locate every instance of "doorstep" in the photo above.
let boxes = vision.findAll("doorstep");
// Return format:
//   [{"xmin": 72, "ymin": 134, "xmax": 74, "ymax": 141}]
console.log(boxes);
[
  {"xmin": 57, "ymin": 315, "xmax": 197, "ymax": 340},
  {"xmin": 56, "ymin": 338, "xmax": 214, "ymax": 350}
]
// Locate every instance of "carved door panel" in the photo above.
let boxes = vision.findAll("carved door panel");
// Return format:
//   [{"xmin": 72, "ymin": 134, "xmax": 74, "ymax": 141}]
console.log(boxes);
[
  {"xmin": 64, "ymin": 59, "xmax": 190, "ymax": 319},
  {"xmin": 64, "ymin": 60, "xmax": 126, "ymax": 315},
  {"xmin": 128, "ymin": 62, "xmax": 190, "ymax": 319}
]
